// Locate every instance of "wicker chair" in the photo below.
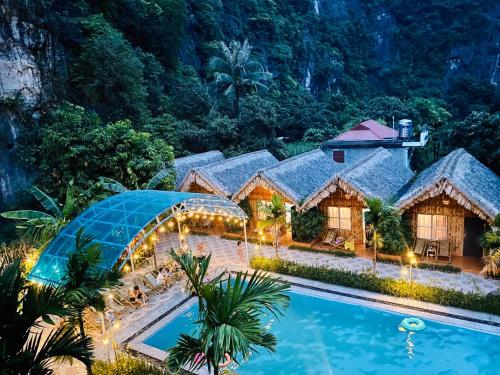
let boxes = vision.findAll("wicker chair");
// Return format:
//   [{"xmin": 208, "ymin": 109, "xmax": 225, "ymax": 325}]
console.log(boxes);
[
  {"xmin": 437, "ymin": 240, "xmax": 452, "ymax": 263},
  {"xmin": 413, "ymin": 239, "xmax": 427, "ymax": 259}
]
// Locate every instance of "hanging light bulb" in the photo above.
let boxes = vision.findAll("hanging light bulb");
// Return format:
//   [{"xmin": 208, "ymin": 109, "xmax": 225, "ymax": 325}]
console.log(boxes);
[
  {"xmin": 159, "ymin": 225, "xmax": 166, "ymax": 233},
  {"xmin": 168, "ymin": 221, "xmax": 174, "ymax": 228},
  {"xmin": 184, "ymin": 227, "xmax": 190, "ymax": 234},
  {"xmin": 142, "ymin": 244, "xmax": 148, "ymax": 250}
]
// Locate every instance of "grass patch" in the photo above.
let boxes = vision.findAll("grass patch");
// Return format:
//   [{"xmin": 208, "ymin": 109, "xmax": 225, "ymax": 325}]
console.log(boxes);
[
  {"xmin": 251, "ymin": 256, "xmax": 500, "ymax": 316},
  {"xmin": 288, "ymin": 245, "xmax": 356, "ymax": 257}
]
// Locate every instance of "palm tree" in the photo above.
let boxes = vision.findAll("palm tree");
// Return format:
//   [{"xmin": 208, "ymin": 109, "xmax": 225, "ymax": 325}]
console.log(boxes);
[
  {"xmin": 1, "ymin": 182, "xmax": 107, "ymax": 244},
  {"xmin": 61, "ymin": 228, "xmax": 121, "ymax": 375},
  {"xmin": 167, "ymin": 250, "xmax": 290, "ymax": 375},
  {"xmin": 364, "ymin": 197, "xmax": 401, "ymax": 275},
  {"xmin": 99, "ymin": 167, "xmax": 174, "ymax": 193},
  {"xmin": 208, "ymin": 39, "xmax": 272, "ymax": 117},
  {"xmin": 257, "ymin": 194, "xmax": 287, "ymax": 256},
  {"xmin": 0, "ymin": 258, "xmax": 93, "ymax": 374}
]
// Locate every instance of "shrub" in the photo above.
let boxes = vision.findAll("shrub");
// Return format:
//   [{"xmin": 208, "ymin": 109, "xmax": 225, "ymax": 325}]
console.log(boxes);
[
  {"xmin": 288, "ymin": 245, "xmax": 356, "ymax": 257},
  {"xmin": 291, "ymin": 208, "xmax": 326, "ymax": 242},
  {"xmin": 251, "ymin": 257, "xmax": 500, "ymax": 315},
  {"xmin": 92, "ymin": 355, "xmax": 168, "ymax": 375},
  {"xmin": 376, "ymin": 257, "xmax": 461, "ymax": 273}
]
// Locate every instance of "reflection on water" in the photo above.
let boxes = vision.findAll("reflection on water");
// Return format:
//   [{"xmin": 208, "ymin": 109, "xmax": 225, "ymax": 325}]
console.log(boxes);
[{"xmin": 144, "ymin": 291, "xmax": 500, "ymax": 375}]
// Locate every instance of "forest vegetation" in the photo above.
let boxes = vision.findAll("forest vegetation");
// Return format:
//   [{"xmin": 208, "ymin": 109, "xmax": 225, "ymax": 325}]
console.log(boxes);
[{"xmin": 1, "ymin": 0, "xmax": 499, "ymax": 242}]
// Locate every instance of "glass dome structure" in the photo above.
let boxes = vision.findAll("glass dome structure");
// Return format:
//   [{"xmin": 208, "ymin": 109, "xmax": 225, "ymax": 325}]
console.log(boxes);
[{"xmin": 28, "ymin": 190, "xmax": 247, "ymax": 285}]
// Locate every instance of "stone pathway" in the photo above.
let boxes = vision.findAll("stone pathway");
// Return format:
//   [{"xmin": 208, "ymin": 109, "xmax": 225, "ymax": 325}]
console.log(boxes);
[{"xmin": 173, "ymin": 233, "xmax": 499, "ymax": 295}]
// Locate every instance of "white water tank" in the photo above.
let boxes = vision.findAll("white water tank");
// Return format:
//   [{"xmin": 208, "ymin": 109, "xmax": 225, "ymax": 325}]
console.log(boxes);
[{"xmin": 398, "ymin": 119, "xmax": 413, "ymax": 139}]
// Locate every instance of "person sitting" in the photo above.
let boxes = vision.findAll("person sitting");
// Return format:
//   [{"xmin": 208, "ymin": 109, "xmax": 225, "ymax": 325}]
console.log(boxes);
[
  {"xmin": 155, "ymin": 267, "xmax": 170, "ymax": 289},
  {"xmin": 129, "ymin": 285, "xmax": 149, "ymax": 305}
]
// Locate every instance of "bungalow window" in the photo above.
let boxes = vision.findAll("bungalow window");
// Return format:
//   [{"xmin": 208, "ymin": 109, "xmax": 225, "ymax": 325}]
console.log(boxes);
[
  {"xmin": 328, "ymin": 207, "xmax": 351, "ymax": 230},
  {"xmin": 417, "ymin": 214, "xmax": 447, "ymax": 240},
  {"xmin": 333, "ymin": 150, "xmax": 345, "ymax": 163}
]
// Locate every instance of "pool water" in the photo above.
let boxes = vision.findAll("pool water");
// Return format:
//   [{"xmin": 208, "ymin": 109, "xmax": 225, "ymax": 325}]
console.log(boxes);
[{"xmin": 143, "ymin": 291, "xmax": 500, "ymax": 374}]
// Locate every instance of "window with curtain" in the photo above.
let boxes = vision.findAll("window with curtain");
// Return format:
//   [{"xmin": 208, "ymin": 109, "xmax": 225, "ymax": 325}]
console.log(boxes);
[
  {"xmin": 417, "ymin": 214, "xmax": 447, "ymax": 240},
  {"xmin": 327, "ymin": 206, "xmax": 351, "ymax": 230}
]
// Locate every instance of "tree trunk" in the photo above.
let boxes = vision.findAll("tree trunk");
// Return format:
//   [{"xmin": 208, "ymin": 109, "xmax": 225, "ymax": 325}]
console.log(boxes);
[
  {"xmin": 78, "ymin": 313, "xmax": 93, "ymax": 375},
  {"xmin": 274, "ymin": 224, "xmax": 279, "ymax": 257},
  {"xmin": 234, "ymin": 87, "xmax": 240, "ymax": 118},
  {"xmin": 214, "ymin": 364, "xmax": 219, "ymax": 375},
  {"xmin": 372, "ymin": 232, "xmax": 377, "ymax": 275}
]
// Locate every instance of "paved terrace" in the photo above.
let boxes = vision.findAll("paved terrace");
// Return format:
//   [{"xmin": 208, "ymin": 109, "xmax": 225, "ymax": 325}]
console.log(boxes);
[{"xmin": 52, "ymin": 233, "xmax": 500, "ymax": 374}]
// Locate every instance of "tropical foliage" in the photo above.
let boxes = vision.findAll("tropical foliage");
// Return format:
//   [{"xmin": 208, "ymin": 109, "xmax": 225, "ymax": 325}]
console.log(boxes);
[
  {"xmin": 167, "ymin": 250, "xmax": 290, "ymax": 375},
  {"xmin": 208, "ymin": 39, "xmax": 272, "ymax": 116},
  {"xmin": 0, "ymin": 259, "xmax": 93, "ymax": 374},
  {"xmin": 61, "ymin": 228, "xmax": 121, "ymax": 373},
  {"xmin": 3, "ymin": 0, "xmax": 500, "ymax": 244},
  {"xmin": 364, "ymin": 197, "xmax": 406, "ymax": 273},
  {"xmin": 257, "ymin": 194, "xmax": 288, "ymax": 256},
  {"xmin": 291, "ymin": 208, "xmax": 326, "ymax": 243}
]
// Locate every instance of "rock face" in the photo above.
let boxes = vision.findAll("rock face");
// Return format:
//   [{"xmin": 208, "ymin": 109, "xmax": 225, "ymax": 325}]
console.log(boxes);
[{"xmin": 0, "ymin": 3, "xmax": 59, "ymax": 209}]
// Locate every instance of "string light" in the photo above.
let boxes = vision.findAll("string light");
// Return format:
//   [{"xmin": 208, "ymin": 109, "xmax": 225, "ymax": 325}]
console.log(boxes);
[
  {"xmin": 142, "ymin": 244, "xmax": 148, "ymax": 250},
  {"xmin": 123, "ymin": 265, "xmax": 131, "ymax": 272},
  {"xmin": 167, "ymin": 221, "xmax": 174, "ymax": 228},
  {"xmin": 159, "ymin": 226, "xmax": 166, "ymax": 233}
]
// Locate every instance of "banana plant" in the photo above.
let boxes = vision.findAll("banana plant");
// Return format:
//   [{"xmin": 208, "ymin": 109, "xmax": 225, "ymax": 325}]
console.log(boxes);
[
  {"xmin": 99, "ymin": 168, "xmax": 174, "ymax": 193},
  {"xmin": 1, "ymin": 182, "xmax": 107, "ymax": 244}
]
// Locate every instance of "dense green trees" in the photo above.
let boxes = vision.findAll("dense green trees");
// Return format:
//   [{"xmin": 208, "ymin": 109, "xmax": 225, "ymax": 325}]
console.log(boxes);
[
  {"xmin": 19, "ymin": 103, "xmax": 174, "ymax": 197},
  {"xmin": 3, "ymin": 0, "xmax": 498, "ymax": 241}
]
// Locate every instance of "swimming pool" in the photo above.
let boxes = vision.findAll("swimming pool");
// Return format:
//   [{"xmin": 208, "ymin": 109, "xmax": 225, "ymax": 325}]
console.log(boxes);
[{"xmin": 142, "ymin": 290, "xmax": 500, "ymax": 374}]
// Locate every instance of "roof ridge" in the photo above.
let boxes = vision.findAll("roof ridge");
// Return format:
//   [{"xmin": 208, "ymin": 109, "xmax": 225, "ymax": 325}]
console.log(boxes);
[
  {"xmin": 340, "ymin": 147, "xmax": 390, "ymax": 176},
  {"xmin": 261, "ymin": 148, "xmax": 324, "ymax": 172}
]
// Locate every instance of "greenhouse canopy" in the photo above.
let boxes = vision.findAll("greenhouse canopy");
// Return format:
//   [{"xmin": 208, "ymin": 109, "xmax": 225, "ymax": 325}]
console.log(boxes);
[{"xmin": 28, "ymin": 190, "xmax": 247, "ymax": 285}]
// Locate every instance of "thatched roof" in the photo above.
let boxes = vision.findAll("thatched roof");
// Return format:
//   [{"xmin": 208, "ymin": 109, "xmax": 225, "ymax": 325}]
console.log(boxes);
[
  {"xmin": 233, "ymin": 149, "xmax": 343, "ymax": 204},
  {"xmin": 174, "ymin": 151, "xmax": 224, "ymax": 190},
  {"xmin": 301, "ymin": 148, "xmax": 414, "ymax": 210},
  {"xmin": 395, "ymin": 148, "xmax": 500, "ymax": 222},
  {"xmin": 180, "ymin": 150, "xmax": 278, "ymax": 197}
]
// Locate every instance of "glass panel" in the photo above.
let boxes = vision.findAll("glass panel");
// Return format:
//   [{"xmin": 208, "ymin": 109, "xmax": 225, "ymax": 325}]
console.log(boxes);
[
  {"xmin": 417, "ymin": 214, "xmax": 431, "ymax": 227},
  {"xmin": 417, "ymin": 226, "xmax": 432, "ymax": 239}
]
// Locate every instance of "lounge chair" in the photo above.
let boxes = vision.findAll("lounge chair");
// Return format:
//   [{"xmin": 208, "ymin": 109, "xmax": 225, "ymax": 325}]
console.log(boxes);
[
  {"xmin": 112, "ymin": 289, "xmax": 140, "ymax": 308},
  {"xmin": 322, "ymin": 230, "xmax": 336, "ymax": 246},
  {"xmin": 413, "ymin": 239, "xmax": 427, "ymax": 259},
  {"xmin": 142, "ymin": 272, "xmax": 166, "ymax": 292},
  {"xmin": 437, "ymin": 240, "xmax": 452, "ymax": 263},
  {"xmin": 330, "ymin": 235, "xmax": 352, "ymax": 250},
  {"xmin": 201, "ymin": 217, "xmax": 213, "ymax": 231}
]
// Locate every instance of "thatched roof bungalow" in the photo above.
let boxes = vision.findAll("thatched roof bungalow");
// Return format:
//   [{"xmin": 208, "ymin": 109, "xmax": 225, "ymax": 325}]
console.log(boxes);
[
  {"xmin": 174, "ymin": 151, "xmax": 224, "ymax": 190},
  {"xmin": 232, "ymin": 149, "xmax": 343, "ymax": 229},
  {"xmin": 301, "ymin": 148, "xmax": 414, "ymax": 211},
  {"xmin": 180, "ymin": 150, "xmax": 278, "ymax": 198},
  {"xmin": 395, "ymin": 148, "xmax": 500, "ymax": 257},
  {"xmin": 299, "ymin": 148, "xmax": 414, "ymax": 245}
]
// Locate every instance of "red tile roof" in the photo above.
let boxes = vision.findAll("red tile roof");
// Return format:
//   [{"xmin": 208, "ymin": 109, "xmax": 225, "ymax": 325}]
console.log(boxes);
[{"xmin": 334, "ymin": 120, "xmax": 398, "ymax": 141}]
